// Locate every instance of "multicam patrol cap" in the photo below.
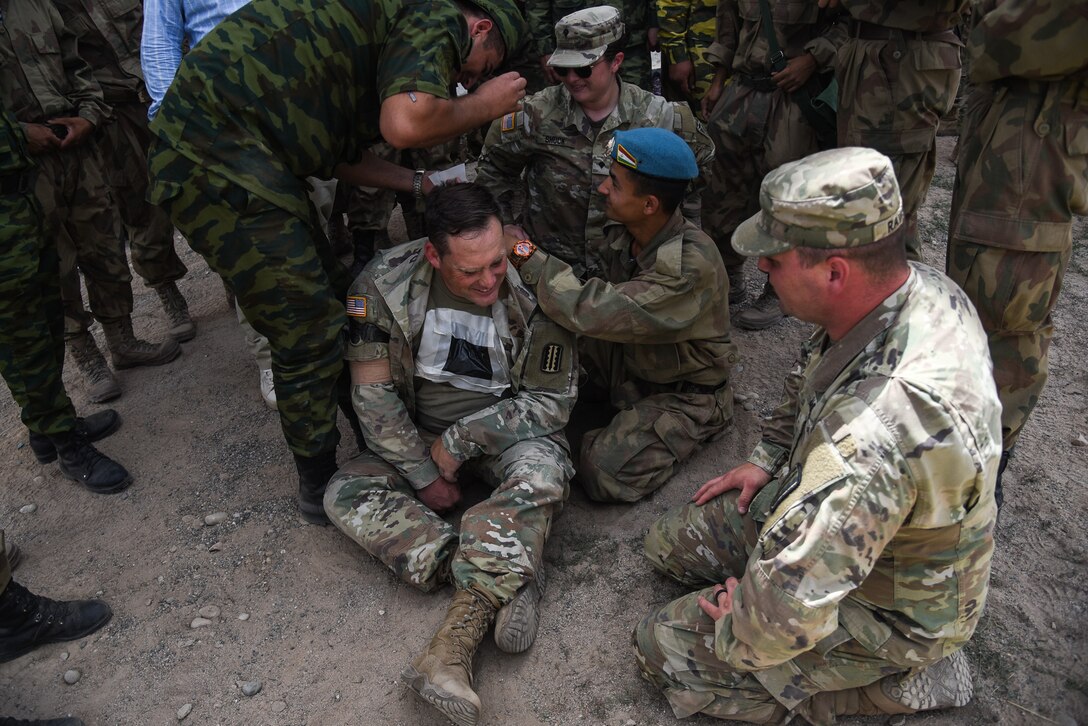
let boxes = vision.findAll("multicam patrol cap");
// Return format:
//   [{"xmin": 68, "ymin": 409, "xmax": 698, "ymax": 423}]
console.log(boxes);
[
  {"xmin": 608, "ymin": 128, "xmax": 699, "ymax": 180},
  {"xmin": 732, "ymin": 147, "xmax": 904, "ymax": 257},
  {"xmin": 468, "ymin": 0, "xmax": 529, "ymax": 59},
  {"xmin": 548, "ymin": 6, "xmax": 625, "ymax": 67}
]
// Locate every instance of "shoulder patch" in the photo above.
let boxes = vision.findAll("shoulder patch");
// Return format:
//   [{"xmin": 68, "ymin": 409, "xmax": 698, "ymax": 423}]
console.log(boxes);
[
  {"xmin": 539, "ymin": 343, "xmax": 564, "ymax": 374},
  {"xmin": 501, "ymin": 112, "xmax": 517, "ymax": 133},
  {"xmin": 346, "ymin": 295, "xmax": 368, "ymax": 318}
]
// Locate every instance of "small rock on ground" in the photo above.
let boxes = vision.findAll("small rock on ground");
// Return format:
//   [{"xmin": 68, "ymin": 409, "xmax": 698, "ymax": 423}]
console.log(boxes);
[
  {"xmin": 270, "ymin": 700, "xmax": 287, "ymax": 713},
  {"xmin": 240, "ymin": 681, "xmax": 262, "ymax": 697},
  {"xmin": 204, "ymin": 512, "xmax": 228, "ymax": 526},
  {"xmin": 177, "ymin": 703, "xmax": 193, "ymax": 721},
  {"xmin": 189, "ymin": 617, "xmax": 212, "ymax": 629},
  {"xmin": 198, "ymin": 605, "xmax": 220, "ymax": 619},
  {"xmin": 63, "ymin": 669, "xmax": 81, "ymax": 685},
  {"xmin": 19, "ymin": 504, "xmax": 36, "ymax": 514}
]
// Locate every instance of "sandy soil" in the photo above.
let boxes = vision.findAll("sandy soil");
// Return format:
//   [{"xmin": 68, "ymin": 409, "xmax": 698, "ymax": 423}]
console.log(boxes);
[{"xmin": 0, "ymin": 137, "xmax": 1085, "ymax": 726}]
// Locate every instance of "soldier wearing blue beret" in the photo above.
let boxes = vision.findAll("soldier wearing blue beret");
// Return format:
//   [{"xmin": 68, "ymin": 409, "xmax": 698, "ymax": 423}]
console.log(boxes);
[{"xmin": 511, "ymin": 126, "xmax": 737, "ymax": 503}]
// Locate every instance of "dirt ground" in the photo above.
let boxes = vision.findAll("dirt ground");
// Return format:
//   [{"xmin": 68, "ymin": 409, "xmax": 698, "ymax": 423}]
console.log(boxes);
[{"xmin": 1, "ymin": 137, "xmax": 1085, "ymax": 726}]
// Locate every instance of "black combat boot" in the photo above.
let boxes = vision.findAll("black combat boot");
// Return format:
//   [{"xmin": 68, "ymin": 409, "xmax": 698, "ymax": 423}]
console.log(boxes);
[
  {"xmin": 51, "ymin": 432, "xmax": 132, "ymax": 494},
  {"xmin": 294, "ymin": 451, "xmax": 338, "ymax": 525},
  {"xmin": 994, "ymin": 448, "xmax": 1011, "ymax": 512},
  {"xmin": 0, "ymin": 580, "xmax": 112, "ymax": 663},
  {"xmin": 28, "ymin": 410, "xmax": 122, "ymax": 464}
]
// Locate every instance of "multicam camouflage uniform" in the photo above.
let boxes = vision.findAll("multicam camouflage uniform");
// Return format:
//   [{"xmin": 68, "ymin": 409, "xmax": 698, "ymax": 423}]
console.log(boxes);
[
  {"xmin": 526, "ymin": 0, "xmax": 655, "ymax": 88},
  {"xmin": 658, "ymin": 0, "xmax": 718, "ymax": 103},
  {"xmin": 476, "ymin": 82, "xmax": 714, "ymax": 279},
  {"xmin": 835, "ymin": 0, "xmax": 966, "ymax": 261},
  {"xmin": 0, "ymin": 103, "xmax": 77, "ymax": 438},
  {"xmin": 0, "ymin": 0, "xmax": 136, "ymax": 335},
  {"xmin": 323, "ymin": 241, "xmax": 576, "ymax": 603},
  {"xmin": 519, "ymin": 210, "xmax": 736, "ymax": 502},
  {"xmin": 634, "ymin": 150, "xmax": 1002, "ymax": 724},
  {"xmin": 946, "ymin": 0, "xmax": 1088, "ymax": 453},
  {"xmin": 702, "ymin": 0, "xmax": 845, "ymax": 272},
  {"xmin": 146, "ymin": 0, "xmax": 488, "ymax": 458}
]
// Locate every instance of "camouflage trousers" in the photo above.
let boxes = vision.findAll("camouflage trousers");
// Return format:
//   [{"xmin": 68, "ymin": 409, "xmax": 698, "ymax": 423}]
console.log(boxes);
[
  {"xmin": 151, "ymin": 148, "xmax": 352, "ymax": 458},
  {"xmin": 578, "ymin": 339, "xmax": 733, "ymax": 503},
  {"xmin": 29, "ymin": 144, "xmax": 133, "ymax": 336},
  {"xmin": 0, "ymin": 186, "xmax": 76, "ymax": 436},
  {"xmin": 947, "ymin": 79, "xmax": 1088, "ymax": 451},
  {"xmin": 836, "ymin": 36, "xmax": 961, "ymax": 262},
  {"xmin": 703, "ymin": 83, "xmax": 821, "ymax": 270},
  {"xmin": 324, "ymin": 433, "xmax": 572, "ymax": 604},
  {"xmin": 634, "ymin": 491, "xmax": 905, "ymax": 724},
  {"xmin": 99, "ymin": 101, "xmax": 187, "ymax": 288}
]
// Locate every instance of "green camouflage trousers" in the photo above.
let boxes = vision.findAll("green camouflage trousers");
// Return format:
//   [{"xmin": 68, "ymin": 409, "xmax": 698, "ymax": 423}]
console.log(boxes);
[
  {"xmin": 324, "ymin": 434, "xmax": 572, "ymax": 604},
  {"xmin": 0, "ymin": 184, "xmax": 76, "ymax": 436},
  {"xmin": 947, "ymin": 79, "xmax": 1088, "ymax": 451},
  {"xmin": 634, "ymin": 491, "xmax": 903, "ymax": 724},
  {"xmin": 150, "ymin": 145, "xmax": 351, "ymax": 458},
  {"xmin": 578, "ymin": 339, "xmax": 732, "ymax": 503},
  {"xmin": 31, "ymin": 145, "xmax": 133, "ymax": 335},
  {"xmin": 100, "ymin": 102, "xmax": 187, "ymax": 288},
  {"xmin": 836, "ymin": 36, "xmax": 961, "ymax": 262},
  {"xmin": 702, "ymin": 84, "xmax": 821, "ymax": 270}
]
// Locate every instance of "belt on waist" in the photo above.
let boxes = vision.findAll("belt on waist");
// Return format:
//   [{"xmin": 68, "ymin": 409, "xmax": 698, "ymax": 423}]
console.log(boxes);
[
  {"xmin": 850, "ymin": 20, "xmax": 960, "ymax": 44},
  {"xmin": 0, "ymin": 172, "xmax": 28, "ymax": 196},
  {"xmin": 735, "ymin": 72, "xmax": 779, "ymax": 93}
]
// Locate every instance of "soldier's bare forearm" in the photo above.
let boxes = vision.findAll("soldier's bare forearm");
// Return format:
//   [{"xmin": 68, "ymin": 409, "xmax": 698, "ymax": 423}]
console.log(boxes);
[{"xmin": 380, "ymin": 76, "xmax": 526, "ymax": 149}]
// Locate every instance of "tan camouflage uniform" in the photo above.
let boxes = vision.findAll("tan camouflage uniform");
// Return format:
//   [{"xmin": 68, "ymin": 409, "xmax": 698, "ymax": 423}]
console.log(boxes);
[
  {"xmin": 946, "ymin": 0, "xmax": 1088, "ymax": 452},
  {"xmin": 702, "ymin": 0, "xmax": 845, "ymax": 271},
  {"xmin": 835, "ymin": 0, "xmax": 966, "ymax": 261},
  {"xmin": 634, "ymin": 149, "xmax": 1002, "ymax": 724},
  {"xmin": 658, "ymin": 0, "xmax": 718, "ymax": 103},
  {"xmin": 324, "ymin": 240, "xmax": 577, "ymax": 603},
  {"xmin": 476, "ymin": 82, "xmax": 714, "ymax": 279},
  {"xmin": 519, "ymin": 210, "xmax": 736, "ymax": 502}
]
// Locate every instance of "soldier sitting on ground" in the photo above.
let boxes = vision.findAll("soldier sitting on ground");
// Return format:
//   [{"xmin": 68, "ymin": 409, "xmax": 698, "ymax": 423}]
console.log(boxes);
[
  {"xmin": 633, "ymin": 148, "xmax": 1001, "ymax": 724},
  {"xmin": 323, "ymin": 183, "xmax": 577, "ymax": 726},
  {"xmin": 476, "ymin": 6, "xmax": 714, "ymax": 281},
  {"xmin": 511, "ymin": 128, "xmax": 736, "ymax": 503}
]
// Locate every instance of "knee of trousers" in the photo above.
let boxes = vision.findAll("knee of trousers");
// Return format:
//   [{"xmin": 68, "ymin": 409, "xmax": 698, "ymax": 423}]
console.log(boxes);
[
  {"xmin": 322, "ymin": 470, "xmax": 395, "ymax": 519},
  {"xmin": 578, "ymin": 430, "xmax": 663, "ymax": 504}
]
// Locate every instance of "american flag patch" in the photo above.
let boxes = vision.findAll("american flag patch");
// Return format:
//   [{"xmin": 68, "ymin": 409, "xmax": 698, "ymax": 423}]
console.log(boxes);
[
  {"xmin": 346, "ymin": 295, "xmax": 368, "ymax": 318},
  {"xmin": 501, "ymin": 112, "xmax": 516, "ymax": 132}
]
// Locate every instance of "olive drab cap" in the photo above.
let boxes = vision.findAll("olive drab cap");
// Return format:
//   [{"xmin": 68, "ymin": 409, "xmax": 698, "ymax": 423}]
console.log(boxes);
[
  {"xmin": 732, "ymin": 147, "xmax": 905, "ymax": 257},
  {"xmin": 548, "ymin": 6, "xmax": 625, "ymax": 67},
  {"xmin": 469, "ymin": 0, "xmax": 529, "ymax": 60}
]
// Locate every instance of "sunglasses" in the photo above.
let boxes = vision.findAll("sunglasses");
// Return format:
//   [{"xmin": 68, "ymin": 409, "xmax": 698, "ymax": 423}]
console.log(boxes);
[{"xmin": 555, "ymin": 58, "xmax": 603, "ymax": 79}]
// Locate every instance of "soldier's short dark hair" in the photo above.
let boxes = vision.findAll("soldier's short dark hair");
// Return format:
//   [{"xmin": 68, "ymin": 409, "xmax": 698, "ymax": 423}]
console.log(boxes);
[
  {"xmin": 795, "ymin": 225, "xmax": 909, "ymax": 281},
  {"xmin": 457, "ymin": 0, "xmax": 508, "ymax": 57},
  {"xmin": 425, "ymin": 182, "xmax": 503, "ymax": 256},
  {"xmin": 630, "ymin": 174, "xmax": 689, "ymax": 216},
  {"xmin": 604, "ymin": 34, "xmax": 628, "ymax": 61}
]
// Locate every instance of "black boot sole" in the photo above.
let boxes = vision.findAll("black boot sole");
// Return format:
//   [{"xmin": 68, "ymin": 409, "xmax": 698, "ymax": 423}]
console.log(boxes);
[
  {"xmin": 31, "ymin": 413, "xmax": 123, "ymax": 464},
  {"xmin": 58, "ymin": 467, "xmax": 133, "ymax": 495},
  {"xmin": 0, "ymin": 608, "xmax": 112, "ymax": 663}
]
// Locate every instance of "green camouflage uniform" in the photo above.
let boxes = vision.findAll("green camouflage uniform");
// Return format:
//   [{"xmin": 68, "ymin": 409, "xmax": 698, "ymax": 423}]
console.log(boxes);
[
  {"xmin": 0, "ymin": 102, "xmax": 77, "ymax": 438},
  {"xmin": 702, "ymin": 0, "xmax": 845, "ymax": 270},
  {"xmin": 0, "ymin": 0, "xmax": 136, "ymax": 336},
  {"xmin": 526, "ymin": 0, "xmax": 655, "ymax": 88},
  {"xmin": 53, "ymin": 0, "xmax": 187, "ymax": 292},
  {"xmin": 146, "ymin": 0, "xmax": 477, "ymax": 458},
  {"xmin": 324, "ymin": 241, "xmax": 577, "ymax": 603},
  {"xmin": 835, "ymin": 0, "xmax": 966, "ymax": 261},
  {"xmin": 946, "ymin": 0, "xmax": 1088, "ymax": 452},
  {"xmin": 519, "ymin": 210, "xmax": 736, "ymax": 502},
  {"xmin": 658, "ymin": 0, "xmax": 718, "ymax": 103},
  {"xmin": 475, "ymin": 81, "xmax": 714, "ymax": 279},
  {"xmin": 636, "ymin": 264, "xmax": 1002, "ymax": 724}
]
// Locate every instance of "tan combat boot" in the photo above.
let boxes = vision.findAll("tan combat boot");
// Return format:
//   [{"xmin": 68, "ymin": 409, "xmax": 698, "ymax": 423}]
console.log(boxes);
[
  {"xmin": 735, "ymin": 283, "xmax": 785, "ymax": 331},
  {"xmin": 154, "ymin": 281, "xmax": 196, "ymax": 342},
  {"xmin": 102, "ymin": 318, "xmax": 181, "ymax": 370},
  {"xmin": 494, "ymin": 566, "xmax": 545, "ymax": 654},
  {"xmin": 67, "ymin": 332, "xmax": 121, "ymax": 403},
  {"xmin": 402, "ymin": 589, "xmax": 498, "ymax": 726}
]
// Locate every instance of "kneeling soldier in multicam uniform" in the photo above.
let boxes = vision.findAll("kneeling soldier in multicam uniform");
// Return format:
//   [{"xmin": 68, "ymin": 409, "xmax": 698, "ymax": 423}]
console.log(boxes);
[
  {"xmin": 323, "ymin": 183, "xmax": 577, "ymax": 726},
  {"xmin": 632, "ymin": 148, "xmax": 1001, "ymax": 724},
  {"xmin": 511, "ymin": 128, "xmax": 736, "ymax": 503}
]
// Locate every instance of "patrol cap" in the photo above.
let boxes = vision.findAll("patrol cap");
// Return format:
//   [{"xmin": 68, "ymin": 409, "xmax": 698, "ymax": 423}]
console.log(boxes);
[
  {"xmin": 608, "ymin": 128, "xmax": 699, "ymax": 181},
  {"xmin": 732, "ymin": 147, "xmax": 904, "ymax": 257},
  {"xmin": 548, "ymin": 6, "xmax": 624, "ymax": 67},
  {"xmin": 467, "ymin": 0, "xmax": 529, "ymax": 60}
]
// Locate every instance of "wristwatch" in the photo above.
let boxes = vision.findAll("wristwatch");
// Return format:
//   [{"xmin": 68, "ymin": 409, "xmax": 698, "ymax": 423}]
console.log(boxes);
[
  {"xmin": 509, "ymin": 239, "xmax": 537, "ymax": 270},
  {"xmin": 411, "ymin": 169, "xmax": 426, "ymax": 200}
]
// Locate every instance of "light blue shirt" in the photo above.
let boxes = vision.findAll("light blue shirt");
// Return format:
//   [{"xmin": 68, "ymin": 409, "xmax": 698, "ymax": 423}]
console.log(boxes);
[{"xmin": 141, "ymin": 0, "xmax": 250, "ymax": 119}]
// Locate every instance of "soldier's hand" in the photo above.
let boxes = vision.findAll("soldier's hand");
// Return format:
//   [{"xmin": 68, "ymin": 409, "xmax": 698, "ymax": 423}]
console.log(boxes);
[
  {"xmin": 24, "ymin": 123, "xmax": 62, "ymax": 155},
  {"xmin": 692, "ymin": 462, "xmax": 771, "ymax": 513},
  {"xmin": 668, "ymin": 59, "xmax": 695, "ymax": 97},
  {"xmin": 418, "ymin": 476, "xmax": 462, "ymax": 513},
  {"xmin": 697, "ymin": 577, "xmax": 738, "ymax": 621},
  {"xmin": 771, "ymin": 52, "xmax": 817, "ymax": 93},
  {"xmin": 48, "ymin": 116, "xmax": 94, "ymax": 149},
  {"xmin": 474, "ymin": 71, "xmax": 528, "ymax": 117},
  {"xmin": 430, "ymin": 437, "xmax": 463, "ymax": 482},
  {"xmin": 540, "ymin": 55, "xmax": 560, "ymax": 85},
  {"xmin": 700, "ymin": 71, "xmax": 728, "ymax": 120}
]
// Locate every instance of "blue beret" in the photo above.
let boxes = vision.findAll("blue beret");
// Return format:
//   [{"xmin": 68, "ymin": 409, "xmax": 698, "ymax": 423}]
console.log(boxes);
[{"xmin": 608, "ymin": 128, "xmax": 699, "ymax": 181}]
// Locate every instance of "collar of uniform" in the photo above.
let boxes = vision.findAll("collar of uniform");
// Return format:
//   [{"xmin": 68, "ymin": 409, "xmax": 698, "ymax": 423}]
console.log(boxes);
[
  {"xmin": 805, "ymin": 265, "xmax": 918, "ymax": 398},
  {"xmin": 605, "ymin": 208, "xmax": 687, "ymax": 268}
]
